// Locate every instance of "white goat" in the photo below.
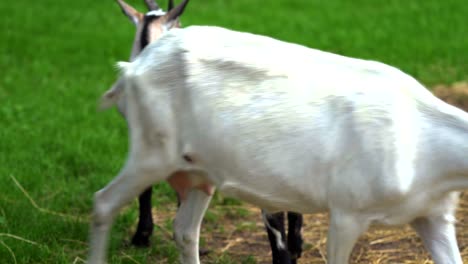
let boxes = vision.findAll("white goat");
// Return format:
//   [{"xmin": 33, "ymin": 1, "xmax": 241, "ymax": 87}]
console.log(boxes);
[{"xmin": 88, "ymin": 25, "xmax": 468, "ymax": 264}]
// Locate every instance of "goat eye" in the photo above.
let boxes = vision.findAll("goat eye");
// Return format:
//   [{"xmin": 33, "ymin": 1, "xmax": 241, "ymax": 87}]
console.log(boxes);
[{"xmin": 183, "ymin": 154, "xmax": 193, "ymax": 163}]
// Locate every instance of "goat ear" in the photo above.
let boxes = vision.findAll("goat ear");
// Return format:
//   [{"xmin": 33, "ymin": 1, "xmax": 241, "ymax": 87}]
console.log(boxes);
[
  {"xmin": 99, "ymin": 77, "xmax": 126, "ymax": 110},
  {"xmin": 116, "ymin": 61, "xmax": 131, "ymax": 71},
  {"xmin": 166, "ymin": 0, "xmax": 189, "ymax": 21},
  {"xmin": 115, "ymin": 0, "xmax": 143, "ymax": 26},
  {"xmin": 164, "ymin": 18, "xmax": 181, "ymax": 30}
]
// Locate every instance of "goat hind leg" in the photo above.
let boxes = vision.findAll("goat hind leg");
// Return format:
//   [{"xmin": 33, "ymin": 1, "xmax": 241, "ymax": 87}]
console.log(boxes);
[
  {"xmin": 174, "ymin": 190, "xmax": 211, "ymax": 256},
  {"xmin": 327, "ymin": 210, "xmax": 369, "ymax": 264},
  {"xmin": 88, "ymin": 166, "xmax": 168, "ymax": 264},
  {"xmin": 287, "ymin": 212, "xmax": 303, "ymax": 264},
  {"xmin": 411, "ymin": 215, "xmax": 462, "ymax": 264},
  {"xmin": 174, "ymin": 188, "xmax": 213, "ymax": 264},
  {"xmin": 262, "ymin": 211, "xmax": 291, "ymax": 264}
]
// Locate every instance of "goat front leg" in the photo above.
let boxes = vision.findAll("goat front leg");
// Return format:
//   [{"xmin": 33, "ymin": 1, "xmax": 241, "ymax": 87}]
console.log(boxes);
[
  {"xmin": 411, "ymin": 215, "xmax": 462, "ymax": 264},
  {"xmin": 88, "ymin": 165, "xmax": 169, "ymax": 264},
  {"xmin": 327, "ymin": 210, "xmax": 369, "ymax": 264},
  {"xmin": 174, "ymin": 188, "xmax": 213, "ymax": 264},
  {"xmin": 131, "ymin": 187, "xmax": 154, "ymax": 247}
]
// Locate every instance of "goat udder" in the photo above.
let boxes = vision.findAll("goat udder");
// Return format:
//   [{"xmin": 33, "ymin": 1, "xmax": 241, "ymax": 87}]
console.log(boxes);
[{"xmin": 167, "ymin": 171, "xmax": 214, "ymax": 200}]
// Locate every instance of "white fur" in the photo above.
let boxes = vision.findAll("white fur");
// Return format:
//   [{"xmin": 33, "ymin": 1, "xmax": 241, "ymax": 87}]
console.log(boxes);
[
  {"xmin": 146, "ymin": 9, "xmax": 166, "ymax": 17},
  {"xmin": 88, "ymin": 26, "xmax": 468, "ymax": 264}
]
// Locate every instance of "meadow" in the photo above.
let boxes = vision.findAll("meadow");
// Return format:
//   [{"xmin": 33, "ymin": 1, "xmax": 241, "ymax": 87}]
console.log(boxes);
[{"xmin": 1, "ymin": 0, "xmax": 468, "ymax": 263}]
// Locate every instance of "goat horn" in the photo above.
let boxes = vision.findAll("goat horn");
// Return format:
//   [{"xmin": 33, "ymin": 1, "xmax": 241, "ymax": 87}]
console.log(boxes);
[
  {"xmin": 166, "ymin": 0, "xmax": 190, "ymax": 20},
  {"xmin": 168, "ymin": 0, "xmax": 174, "ymax": 10},
  {"xmin": 144, "ymin": 0, "xmax": 160, "ymax": 10}
]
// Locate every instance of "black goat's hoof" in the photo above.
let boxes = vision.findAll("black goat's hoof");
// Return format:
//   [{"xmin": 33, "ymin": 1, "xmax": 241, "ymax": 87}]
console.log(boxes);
[
  {"xmin": 199, "ymin": 248, "xmax": 211, "ymax": 256},
  {"xmin": 131, "ymin": 232, "xmax": 151, "ymax": 248}
]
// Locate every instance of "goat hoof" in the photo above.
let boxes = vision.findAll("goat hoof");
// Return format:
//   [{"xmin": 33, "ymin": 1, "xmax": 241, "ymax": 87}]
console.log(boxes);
[
  {"xmin": 131, "ymin": 232, "xmax": 151, "ymax": 247},
  {"xmin": 290, "ymin": 254, "xmax": 300, "ymax": 264},
  {"xmin": 199, "ymin": 248, "xmax": 211, "ymax": 256}
]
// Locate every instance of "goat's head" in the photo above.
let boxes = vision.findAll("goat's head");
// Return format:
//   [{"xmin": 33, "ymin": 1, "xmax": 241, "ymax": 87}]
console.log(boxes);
[
  {"xmin": 115, "ymin": 0, "xmax": 190, "ymax": 61},
  {"xmin": 101, "ymin": 0, "xmax": 190, "ymax": 112}
]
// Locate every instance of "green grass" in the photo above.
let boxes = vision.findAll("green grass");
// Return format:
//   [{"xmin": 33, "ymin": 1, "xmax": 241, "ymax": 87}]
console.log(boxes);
[{"xmin": 0, "ymin": 0, "xmax": 467, "ymax": 263}]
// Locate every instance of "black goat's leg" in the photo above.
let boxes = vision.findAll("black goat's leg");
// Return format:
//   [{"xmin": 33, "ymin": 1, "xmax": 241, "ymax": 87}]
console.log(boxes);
[
  {"xmin": 263, "ymin": 210, "xmax": 291, "ymax": 264},
  {"xmin": 131, "ymin": 187, "xmax": 154, "ymax": 247},
  {"xmin": 287, "ymin": 212, "xmax": 303, "ymax": 264}
]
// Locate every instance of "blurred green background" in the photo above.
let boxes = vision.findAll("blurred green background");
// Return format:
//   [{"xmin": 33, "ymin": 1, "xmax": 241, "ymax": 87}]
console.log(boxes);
[{"xmin": 1, "ymin": 0, "xmax": 467, "ymax": 263}]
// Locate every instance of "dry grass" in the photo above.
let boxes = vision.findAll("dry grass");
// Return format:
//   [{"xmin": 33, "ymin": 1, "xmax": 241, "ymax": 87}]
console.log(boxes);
[
  {"xmin": 433, "ymin": 82, "xmax": 468, "ymax": 111},
  {"xmin": 151, "ymin": 197, "xmax": 468, "ymax": 264},
  {"xmin": 150, "ymin": 83, "xmax": 468, "ymax": 264}
]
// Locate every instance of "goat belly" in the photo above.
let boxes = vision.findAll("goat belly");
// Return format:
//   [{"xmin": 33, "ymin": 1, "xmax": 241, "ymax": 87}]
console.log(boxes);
[{"xmin": 215, "ymin": 179, "xmax": 317, "ymax": 213}]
